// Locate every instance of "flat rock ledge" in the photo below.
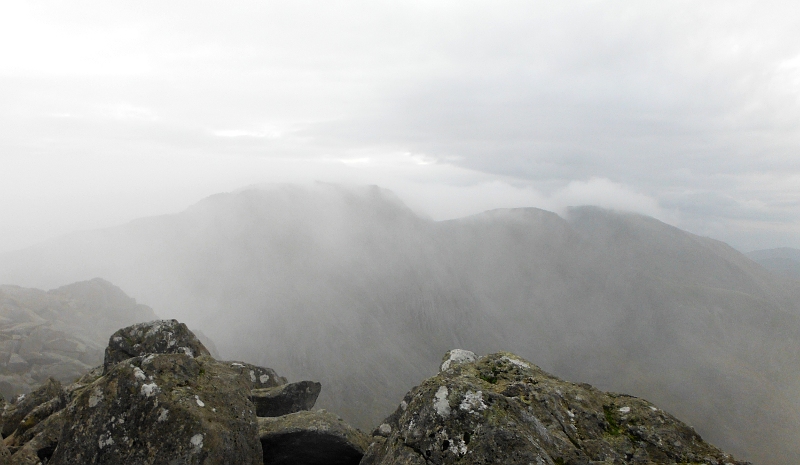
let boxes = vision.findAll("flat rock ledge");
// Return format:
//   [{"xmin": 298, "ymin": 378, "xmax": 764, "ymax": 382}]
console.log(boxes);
[
  {"xmin": 250, "ymin": 380, "xmax": 322, "ymax": 417},
  {"xmin": 259, "ymin": 410, "xmax": 370, "ymax": 465}
]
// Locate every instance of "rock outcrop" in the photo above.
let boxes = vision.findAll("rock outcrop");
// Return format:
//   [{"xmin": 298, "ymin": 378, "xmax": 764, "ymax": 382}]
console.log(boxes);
[
  {"xmin": 0, "ymin": 319, "xmax": 366, "ymax": 465},
  {"xmin": 0, "ymin": 319, "xmax": 749, "ymax": 465},
  {"xmin": 362, "ymin": 350, "xmax": 750, "ymax": 465},
  {"xmin": 102, "ymin": 319, "xmax": 211, "ymax": 372}
]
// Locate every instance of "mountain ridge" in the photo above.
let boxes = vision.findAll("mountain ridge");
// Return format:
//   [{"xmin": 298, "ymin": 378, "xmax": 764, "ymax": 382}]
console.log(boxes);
[{"xmin": 0, "ymin": 184, "xmax": 797, "ymax": 464}]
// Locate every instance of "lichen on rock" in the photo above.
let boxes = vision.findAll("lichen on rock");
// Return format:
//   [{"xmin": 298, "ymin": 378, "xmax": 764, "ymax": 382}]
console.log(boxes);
[{"xmin": 362, "ymin": 350, "xmax": 751, "ymax": 465}]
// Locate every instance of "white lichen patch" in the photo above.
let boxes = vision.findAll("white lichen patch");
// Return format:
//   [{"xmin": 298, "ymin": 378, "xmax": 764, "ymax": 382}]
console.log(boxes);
[
  {"xmin": 449, "ymin": 438, "xmax": 468, "ymax": 455},
  {"xmin": 650, "ymin": 406, "xmax": 658, "ymax": 411},
  {"xmin": 379, "ymin": 423, "xmax": 392, "ymax": 435},
  {"xmin": 434, "ymin": 386, "xmax": 451, "ymax": 417},
  {"xmin": 231, "ymin": 362, "xmax": 244, "ymax": 367},
  {"xmin": 459, "ymin": 390, "xmax": 488, "ymax": 413},
  {"xmin": 190, "ymin": 433, "xmax": 204, "ymax": 452},
  {"xmin": 98, "ymin": 433, "xmax": 115, "ymax": 449},
  {"xmin": 400, "ymin": 400, "xmax": 408, "ymax": 411},
  {"xmin": 180, "ymin": 347, "xmax": 194, "ymax": 357},
  {"xmin": 566, "ymin": 409, "xmax": 575, "ymax": 418},
  {"xmin": 89, "ymin": 388, "xmax": 104, "ymax": 407},
  {"xmin": 142, "ymin": 354, "xmax": 155, "ymax": 365},
  {"xmin": 440, "ymin": 349, "xmax": 477, "ymax": 371},
  {"xmin": 501, "ymin": 356, "xmax": 530, "ymax": 369},
  {"xmin": 141, "ymin": 383, "xmax": 160, "ymax": 397},
  {"xmin": 259, "ymin": 374, "xmax": 270, "ymax": 384},
  {"xmin": 195, "ymin": 395, "xmax": 205, "ymax": 407},
  {"xmin": 249, "ymin": 370, "xmax": 256, "ymax": 383},
  {"xmin": 157, "ymin": 408, "xmax": 169, "ymax": 422},
  {"xmin": 133, "ymin": 367, "xmax": 147, "ymax": 381},
  {"xmin": 618, "ymin": 406, "xmax": 630, "ymax": 413}
]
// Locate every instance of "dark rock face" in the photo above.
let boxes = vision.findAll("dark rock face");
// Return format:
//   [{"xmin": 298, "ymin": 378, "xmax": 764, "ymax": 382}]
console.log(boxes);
[
  {"xmin": 251, "ymin": 380, "xmax": 321, "ymax": 417},
  {"xmin": 51, "ymin": 353, "xmax": 263, "ymax": 464},
  {"xmin": 103, "ymin": 319, "xmax": 211, "ymax": 373},
  {"xmin": 259, "ymin": 410, "xmax": 370, "ymax": 465},
  {"xmin": 362, "ymin": 350, "xmax": 750, "ymax": 465}
]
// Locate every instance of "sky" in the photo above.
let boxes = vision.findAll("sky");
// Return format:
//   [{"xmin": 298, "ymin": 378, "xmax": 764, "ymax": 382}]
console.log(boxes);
[{"xmin": 2, "ymin": 0, "xmax": 800, "ymax": 253}]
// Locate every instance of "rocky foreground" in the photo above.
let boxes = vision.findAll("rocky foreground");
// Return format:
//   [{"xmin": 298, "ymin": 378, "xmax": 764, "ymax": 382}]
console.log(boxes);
[{"xmin": 0, "ymin": 320, "xmax": 747, "ymax": 465}]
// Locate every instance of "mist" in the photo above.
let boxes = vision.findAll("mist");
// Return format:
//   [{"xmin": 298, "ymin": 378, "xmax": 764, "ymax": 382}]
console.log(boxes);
[
  {"xmin": 3, "ymin": 1, "xmax": 800, "ymax": 253},
  {"xmin": 1, "ymin": 183, "xmax": 799, "ymax": 464},
  {"xmin": 2, "ymin": 2, "xmax": 800, "ymax": 464}
]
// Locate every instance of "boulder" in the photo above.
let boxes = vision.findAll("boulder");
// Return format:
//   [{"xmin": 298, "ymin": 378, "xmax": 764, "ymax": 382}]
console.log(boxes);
[
  {"xmin": 103, "ymin": 319, "xmax": 211, "ymax": 373},
  {"xmin": 361, "ymin": 350, "xmax": 750, "ymax": 465},
  {"xmin": 0, "ymin": 377, "xmax": 63, "ymax": 438},
  {"xmin": 250, "ymin": 381, "xmax": 321, "ymax": 417},
  {"xmin": 259, "ymin": 410, "xmax": 370, "ymax": 465},
  {"xmin": 50, "ymin": 353, "xmax": 263, "ymax": 465}
]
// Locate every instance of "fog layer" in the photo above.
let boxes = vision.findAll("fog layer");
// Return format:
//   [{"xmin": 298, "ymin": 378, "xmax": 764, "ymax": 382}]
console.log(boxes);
[{"xmin": 1, "ymin": 184, "xmax": 798, "ymax": 465}]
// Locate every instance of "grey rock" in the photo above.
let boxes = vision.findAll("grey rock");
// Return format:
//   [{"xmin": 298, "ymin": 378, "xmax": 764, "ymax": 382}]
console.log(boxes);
[
  {"xmin": 1, "ymin": 378, "xmax": 63, "ymax": 438},
  {"xmin": 362, "ymin": 351, "xmax": 750, "ymax": 465},
  {"xmin": 225, "ymin": 361, "xmax": 287, "ymax": 390},
  {"xmin": 103, "ymin": 319, "xmax": 211, "ymax": 373},
  {"xmin": 250, "ymin": 380, "xmax": 321, "ymax": 417},
  {"xmin": 0, "ymin": 437, "xmax": 9, "ymax": 465},
  {"xmin": 50, "ymin": 353, "xmax": 263, "ymax": 465},
  {"xmin": 7, "ymin": 408, "xmax": 64, "ymax": 463},
  {"xmin": 5, "ymin": 355, "xmax": 26, "ymax": 374},
  {"xmin": 258, "ymin": 410, "xmax": 369, "ymax": 465}
]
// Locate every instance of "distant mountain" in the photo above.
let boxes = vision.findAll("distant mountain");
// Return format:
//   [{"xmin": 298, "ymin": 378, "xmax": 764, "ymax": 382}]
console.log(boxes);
[
  {"xmin": 748, "ymin": 247, "xmax": 800, "ymax": 279},
  {"xmin": 0, "ymin": 278, "xmax": 157, "ymax": 398},
  {"xmin": 0, "ymin": 183, "xmax": 798, "ymax": 465}
]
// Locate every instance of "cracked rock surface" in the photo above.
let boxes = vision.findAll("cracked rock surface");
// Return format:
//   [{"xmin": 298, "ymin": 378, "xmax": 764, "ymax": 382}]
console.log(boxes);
[{"xmin": 362, "ymin": 350, "xmax": 750, "ymax": 465}]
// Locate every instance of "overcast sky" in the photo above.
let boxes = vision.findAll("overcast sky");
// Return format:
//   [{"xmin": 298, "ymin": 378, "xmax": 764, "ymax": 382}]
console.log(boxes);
[{"xmin": 2, "ymin": 0, "xmax": 800, "ymax": 253}]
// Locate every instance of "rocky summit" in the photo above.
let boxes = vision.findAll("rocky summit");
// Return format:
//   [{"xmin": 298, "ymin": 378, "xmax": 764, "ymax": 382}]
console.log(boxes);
[
  {"xmin": 0, "ymin": 322, "xmax": 747, "ymax": 464},
  {"xmin": 0, "ymin": 319, "xmax": 367, "ymax": 465},
  {"xmin": 362, "ymin": 350, "xmax": 750, "ymax": 465}
]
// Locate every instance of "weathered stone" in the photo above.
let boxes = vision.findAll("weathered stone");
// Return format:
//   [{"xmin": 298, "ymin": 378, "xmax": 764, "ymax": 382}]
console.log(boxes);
[
  {"xmin": 103, "ymin": 319, "xmax": 211, "ymax": 373},
  {"xmin": 7, "ymin": 409, "xmax": 64, "ymax": 463},
  {"xmin": 250, "ymin": 381, "xmax": 321, "ymax": 417},
  {"xmin": 50, "ymin": 353, "xmax": 262, "ymax": 465},
  {"xmin": 259, "ymin": 410, "xmax": 369, "ymax": 465},
  {"xmin": 225, "ymin": 361, "xmax": 287, "ymax": 390},
  {"xmin": 362, "ymin": 351, "xmax": 751, "ymax": 465},
  {"xmin": 1, "ymin": 378, "xmax": 63, "ymax": 438},
  {"xmin": 0, "ymin": 437, "xmax": 9, "ymax": 465}
]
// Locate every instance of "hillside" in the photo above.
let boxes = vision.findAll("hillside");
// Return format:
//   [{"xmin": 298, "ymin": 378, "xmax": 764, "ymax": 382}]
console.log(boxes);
[
  {"xmin": 0, "ymin": 184, "xmax": 797, "ymax": 464},
  {"xmin": 0, "ymin": 278, "xmax": 157, "ymax": 398},
  {"xmin": 747, "ymin": 247, "xmax": 800, "ymax": 280}
]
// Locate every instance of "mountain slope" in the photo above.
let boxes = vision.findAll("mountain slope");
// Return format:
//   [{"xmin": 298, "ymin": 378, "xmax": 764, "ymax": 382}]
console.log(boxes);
[
  {"xmin": 748, "ymin": 247, "xmax": 800, "ymax": 279},
  {"xmin": 0, "ymin": 278, "xmax": 158, "ymax": 398},
  {"xmin": 0, "ymin": 184, "xmax": 797, "ymax": 464}
]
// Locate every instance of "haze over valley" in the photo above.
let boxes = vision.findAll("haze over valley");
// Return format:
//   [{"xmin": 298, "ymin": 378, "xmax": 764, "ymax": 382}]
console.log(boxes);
[
  {"xmin": 1, "ymin": 183, "xmax": 798, "ymax": 464},
  {"xmin": 3, "ymin": 2, "xmax": 800, "ymax": 464}
]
